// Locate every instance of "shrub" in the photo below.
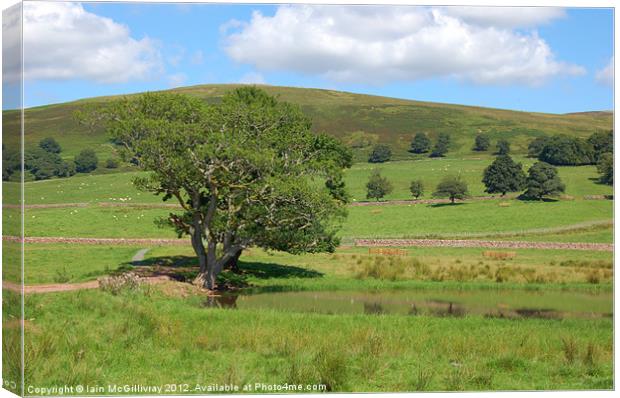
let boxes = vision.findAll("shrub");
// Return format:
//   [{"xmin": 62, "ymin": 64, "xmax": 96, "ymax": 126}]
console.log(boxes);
[
  {"xmin": 98, "ymin": 272, "xmax": 142, "ymax": 295},
  {"xmin": 473, "ymin": 134, "xmax": 490, "ymax": 151},
  {"xmin": 430, "ymin": 133, "xmax": 451, "ymax": 157},
  {"xmin": 75, "ymin": 149, "xmax": 98, "ymax": 173},
  {"xmin": 39, "ymin": 137, "xmax": 62, "ymax": 153},
  {"xmin": 410, "ymin": 133, "xmax": 431, "ymax": 153},
  {"xmin": 106, "ymin": 158, "xmax": 119, "ymax": 169},
  {"xmin": 368, "ymin": 144, "xmax": 392, "ymax": 163}
]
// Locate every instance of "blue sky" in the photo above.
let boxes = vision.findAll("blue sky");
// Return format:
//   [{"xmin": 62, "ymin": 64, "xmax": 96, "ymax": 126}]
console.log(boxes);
[{"xmin": 7, "ymin": 2, "xmax": 614, "ymax": 113}]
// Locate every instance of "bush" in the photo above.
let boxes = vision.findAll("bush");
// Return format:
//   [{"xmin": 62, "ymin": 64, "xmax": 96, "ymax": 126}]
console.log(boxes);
[
  {"xmin": 496, "ymin": 139, "xmax": 510, "ymax": 155},
  {"xmin": 410, "ymin": 133, "xmax": 431, "ymax": 154},
  {"xmin": 368, "ymin": 144, "xmax": 392, "ymax": 163},
  {"xmin": 430, "ymin": 133, "xmax": 451, "ymax": 157},
  {"xmin": 596, "ymin": 152, "xmax": 613, "ymax": 185},
  {"xmin": 56, "ymin": 160, "xmax": 76, "ymax": 178},
  {"xmin": 366, "ymin": 169, "xmax": 393, "ymax": 201},
  {"xmin": 75, "ymin": 149, "xmax": 98, "ymax": 173},
  {"xmin": 39, "ymin": 137, "xmax": 62, "ymax": 154},
  {"xmin": 410, "ymin": 180, "xmax": 424, "ymax": 199},
  {"xmin": 106, "ymin": 158, "xmax": 119, "ymax": 168},
  {"xmin": 98, "ymin": 272, "xmax": 142, "ymax": 295},
  {"xmin": 473, "ymin": 134, "xmax": 490, "ymax": 151},
  {"xmin": 538, "ymin": 135, "xmax": 594, "ymax": 165}
]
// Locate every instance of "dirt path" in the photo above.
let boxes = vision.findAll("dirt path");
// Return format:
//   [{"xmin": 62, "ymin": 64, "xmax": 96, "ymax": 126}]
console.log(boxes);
[
  {"xmin": 2, "ymin": 275, "xmax": 172, "ymax": 294},
  {"xmin": 354, "ymin": 238, "xmax": 613, "ymax": 252},
  {"xmin": 132, "ymin": 248, "xmax": 150, "ymax": 263}
]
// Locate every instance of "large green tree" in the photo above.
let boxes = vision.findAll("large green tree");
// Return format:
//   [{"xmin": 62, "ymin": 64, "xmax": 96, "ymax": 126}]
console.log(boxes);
[
  {"xmin": 433, "ymin": 175, "xmax": 469, "ymax": 203},
  {"xmin": 104, "ymin": 88, "xmax": 351, "ymax": 289},
  {"xmin": 410, "ymin": 133, "xmax": 431, "ymax": 154},
  {"xmin": 538, "ymin": 135, "xmax": 594, "ymax": 166},
  {"xmin": 366, "ymin": 169, "xmax": 393, "ymax": 201},
  {"xmin": 588, "ymin": 130, "xmax": 613, "ymax": 162},
  {"xmin": 482, "ymin": 155, "xmax": 526, "ymax": 196},
  {"xmin": 522, "ymin": 162, "xmax": 565, "ymax": 200}
]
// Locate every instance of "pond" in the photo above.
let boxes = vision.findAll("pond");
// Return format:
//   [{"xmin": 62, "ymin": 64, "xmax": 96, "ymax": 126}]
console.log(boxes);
[{"xmin": 203, "ymin": 289, "xmax": 613, "ymax": 320}]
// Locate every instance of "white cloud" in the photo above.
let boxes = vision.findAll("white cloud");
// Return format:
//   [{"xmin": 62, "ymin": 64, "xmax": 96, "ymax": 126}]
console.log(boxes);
[
  {"xmin": 595, "ymin": 57, "xmax": 613, "ymax": 87},
  {"xmin": 23, "ymin": 2, "xmax": 163, "ymax": 83},
  {"xmin": 223, "ymin": 5, "xmax": 584, "ymax": 86},
  {"xmin": 2, "ymin": 4, "xmax": 22, "ymax": 83},
  {"xmin": 238, "ymin": 72, "xmax": 266, "ymax": 85},
  {"xmin": 167, "ymin": 73, "xmax": 187, "ymax": 88},
  {"xmin": 442, "ymin": 7, "xmax": 565, "ymax": 29}
]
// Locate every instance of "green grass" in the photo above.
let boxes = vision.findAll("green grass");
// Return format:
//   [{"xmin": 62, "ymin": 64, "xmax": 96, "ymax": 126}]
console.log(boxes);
[
  {"xmin": 342, "ymin": 199, "xmax": 611, "ymax": 238},
  {"xmin": 16, "ymin": 288, "xmax": 612, "ymax": 391}
]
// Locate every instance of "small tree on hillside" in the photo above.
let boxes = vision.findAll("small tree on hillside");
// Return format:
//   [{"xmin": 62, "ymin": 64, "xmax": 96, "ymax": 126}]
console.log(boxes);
[
  {"xmin": 433, "ymin": 175, "xmax": 469, "ymax": 203},
  {"xmin": 409, "ymin": 180, "xmax": 424, "ymax": 199},
  {"xmin": 39, "ymin": 137, "xmax": 61, "ymax": 154},
  {"xmin": 368, "ymin": 144, "xmax": 392, "ymax": 163},
  {"xmin": 597, "ymin": 152, "xmax": 613, "ymax": 185},
  {"xmin": 74, "ymin": 149, "xmax": 98, "ymax": 173},
  {"xmin": 482, "ymin": 155, "xmax": 526, "ymax": 196},
  {"xmin": 410, "ymin": 133, "xmax": 431, "ymax": 154},
  {"xmin": 522, "ymin": 162, "xmax": 565, "ymax": 200},
  {"xmin": 473, "ymin": 134, "xmax": 490, "ymax": 151},
  {"xmin": 366, "ymin": 170, "xmax": 393, "ymax": 201},
  {"xmin": 430, "ymin": 133, "xmax": 451, "ymax": 157},
  {"xmin": 496, "ymin": 139, "xmax": 510, "ymax": 155}
]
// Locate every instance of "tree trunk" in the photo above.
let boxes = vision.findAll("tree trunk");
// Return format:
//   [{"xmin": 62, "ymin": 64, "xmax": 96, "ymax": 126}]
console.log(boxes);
[{"xmin": 224, "ymin": 250, "xmax": 242, "ymax": 273}]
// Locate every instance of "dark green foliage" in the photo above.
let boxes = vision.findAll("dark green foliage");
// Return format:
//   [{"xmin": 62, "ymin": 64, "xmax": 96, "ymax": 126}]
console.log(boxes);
[
  {"xmin": 482, "ymin": 155, "xmax": 526, "ymax": 195},
  {"xmin": 39, "ymin": 137, "xmax": 61, "ymax": 154},
  {"xmin": 366, "ymin": 169, "xmax": 393, "ymax": 201},
  {"xmin": 587, "ymin": 130, "xmax": 613, "ymax": 162},
  {"xmin": 56, "ymin": 160, "xmax": 76, "ymax": 178},
  {"xmin": 430, "ymin": 133, "xmax": 451, "ymax": 157},
  {"xmin": 410, "ymin": 133, "xmax": 431, "ymax": 154},
  {"xmin": 597, "ymin": 153, "xmax": 613, "ymax": 185},
  {"xmin": 473, "ymin": 134, "xmax": 490, "ymax": 151},
  {"xmin": 368, "ymin": 144, "xmax": 392, "ymax": 163},
  {"xmin": 24, "ymin": 148, "xmax": 65, "ymax": 180},
  {"xmin": 105, "ymin": 158, "xmax": 119, "ymax": 169},
  {"xmin": 522, "ymin": 162, "xmax": 565, "ymax": 200},
  {"xmin": 433, "ymin": 175, "xmax": 469, "ymax": 203},
  {"xmin": 409, "ymin": 180, "xmax": 424, "ymax": 199},
  {"xmin": 538, "ymin": 135, "xmax": 594, "ymax": 166},
  {"xmin": 2, "ymin": 144, "xmax": 20, "ymax": 181},
  {"xmin": 74, "ymin": 149, "xmax": 99, "ymax": 173},
  {"xmin": 325, "ymin": 174, "xmax": 350, "ymax": 203},
  {"xmin": 496, "ymin": 139, "xmax": 511, "ymax": 155},
  {"xmin": 528, "ymin": 136, "xmax": 550, "ymax": 158}
]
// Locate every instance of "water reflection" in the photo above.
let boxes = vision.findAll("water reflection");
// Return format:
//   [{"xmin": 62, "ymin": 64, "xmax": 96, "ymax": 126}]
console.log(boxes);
[{"xmin": 200, "ymin": 289, "xmax": 612, "ymax": 320}]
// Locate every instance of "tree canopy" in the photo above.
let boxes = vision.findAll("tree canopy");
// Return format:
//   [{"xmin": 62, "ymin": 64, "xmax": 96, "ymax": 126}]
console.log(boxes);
[
  {"xmin": 597, "ymin": 152, "xmax": 613, "ymax": 185},
  {"xmin": 368, "ymin": 144, "xmax": 392, "ymax": 163},
  {"xmin": 496, "ymin": 139, "xmax": 510, "ymax": 155},
  {"xmin": 482, "ymin": 155, "xmax": 526, "ymax": 196},
  {"xmin": 39, "ymin": 137, "xmax": 62, "ymax": 154},
  {"xmin": 430, "ymin": 133, "xmax": 451, "ymax": 157},
  {"xmin": 433, "ymin": 175, "xmax": 468, "ymax": 203},
  {"xmin": 103, "ymin": 87, "xmax": 351, "ymax": 289},
  {"xmin": 74, "ymin": 149, "xmax": 99, "ymax": 173},
  {"xmin": 409, "ymin": 180, "xmax": 424, "ymax": 199},
  {"xmin": 366, "ymin": 169, "xmax": 393, "ymax": 201},
  {"xmin": 473, "ymin": 134, "xmax": 490, "ymax": 151},
  {"xmin": 537, "ymin": 135, "xmax": 594, "ymax": 166},
  {"xmin": 522, "ymin": 162, "xmax": 565, "ymax": 200},
  {"xmin": 410, "ymin": 133, "xmax": 431, "ymax": 154}
]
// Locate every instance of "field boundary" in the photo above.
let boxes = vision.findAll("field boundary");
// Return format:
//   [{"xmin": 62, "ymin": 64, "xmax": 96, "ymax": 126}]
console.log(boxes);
[
  {"xmin": 354, "ymin": 238, "xmax": 613, "ymax": 252},
  {"xmin": 2, "ymin": 236, "xmax": 189, "ymax": 245}
]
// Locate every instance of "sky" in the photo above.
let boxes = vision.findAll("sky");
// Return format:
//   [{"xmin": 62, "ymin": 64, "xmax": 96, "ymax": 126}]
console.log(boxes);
[{"xmin": 2, "ymin": 1, "xmax": 615, "ymax": 113}]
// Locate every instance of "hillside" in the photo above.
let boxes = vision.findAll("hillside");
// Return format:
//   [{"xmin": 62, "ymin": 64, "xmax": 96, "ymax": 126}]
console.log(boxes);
[{"xmin": 3, "ymin": 84, "xmax": 613, "ymax": 161}]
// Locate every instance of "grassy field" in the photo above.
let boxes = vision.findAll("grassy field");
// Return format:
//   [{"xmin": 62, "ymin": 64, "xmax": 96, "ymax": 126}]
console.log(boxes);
[
  {"xmin": 10, "ymin": 287, "xmax": 611, "ymax": 392},
  {"xmin": 3, "ymin": 84, "xmax": 612, "ymax": 162}
]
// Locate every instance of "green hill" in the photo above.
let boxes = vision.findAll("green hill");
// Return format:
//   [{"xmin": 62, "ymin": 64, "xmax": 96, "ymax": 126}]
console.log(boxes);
[{"xmin": 3, "ymin": 84, "xmax": 613, "ymax": 162}]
